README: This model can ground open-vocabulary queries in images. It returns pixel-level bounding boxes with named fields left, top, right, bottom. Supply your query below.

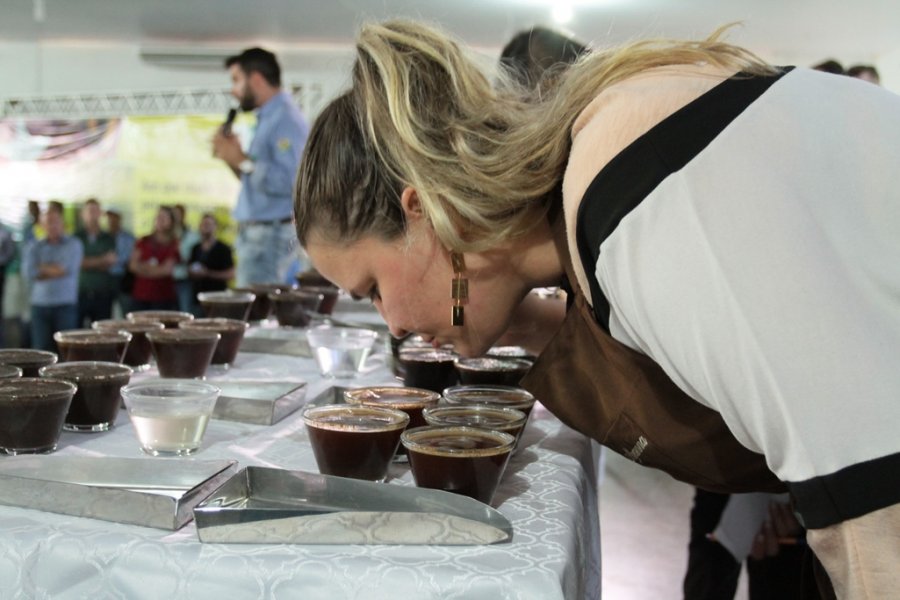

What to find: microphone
left=222, top=108, right=237, bottom=135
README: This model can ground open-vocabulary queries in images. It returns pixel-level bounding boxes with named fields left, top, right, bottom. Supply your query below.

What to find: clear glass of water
left=121, top=379, right=220, bottom=456
left=306, top=326, right=378, bottom=379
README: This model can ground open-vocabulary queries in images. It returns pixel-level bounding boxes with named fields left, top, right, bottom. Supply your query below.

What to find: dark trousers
left=683, top=489, right=810, bottom=600
left=78, top=289, right=114, bottom=328
left=31, top=304, right=79, bottom=352
left=129, top=299, right=179, bottom=312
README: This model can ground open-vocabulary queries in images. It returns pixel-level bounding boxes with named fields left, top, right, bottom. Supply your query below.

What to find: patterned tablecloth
left=0, top=310, right=601, bottom=600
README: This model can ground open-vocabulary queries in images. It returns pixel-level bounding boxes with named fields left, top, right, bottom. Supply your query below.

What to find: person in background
left=187, top=212, right=235, bottom=316
left=846, top=64, right=880, bottom=85
left=75, top=198, right=117, bottom=326
left=212, top=46, right=309, bottom=287
left=106, top=209, right=136, bottom=317
left=811, top=59, right=844, bottom=74
left=22, top=206, right=83, bottom=351
left=499, top=25, right=588, bottom=90
left=294, top=21, right=899, bottom=598
left=171, top=203, right=201, bottom=313
left=0, top=223, right=15, bottom=347
left=128, top=206, right=180, bottom=311
left=22, top=201, right=41, bottom=244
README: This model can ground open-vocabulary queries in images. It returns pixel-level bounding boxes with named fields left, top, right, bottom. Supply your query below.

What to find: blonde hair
left=295, top=20, right=774, bottom=252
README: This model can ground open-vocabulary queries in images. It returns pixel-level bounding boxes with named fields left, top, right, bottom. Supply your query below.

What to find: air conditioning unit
left=139, top=47, right=236, bottom=70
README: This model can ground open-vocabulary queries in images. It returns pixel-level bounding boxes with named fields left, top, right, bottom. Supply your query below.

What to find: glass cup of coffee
left=146, top=329, right=221, bottom=379
left=401, top=425, right=516, bottom=505
left=270, top=290, right=323, bottom=328
left=454, top=357, right=533, bottom=386
left=92, top=318, right=165, bottom=372
left=54, top=329, right=132, bottom=363
left=422, top=405, right=528, bottom=446
left=179, top=318, right=247, bottom=370
left=344, top=386, right=438, bottom=457
left=302, top=404, right=409, bottom=482
left=0, top=349, right=58, bottom=377
left=296, top=284, right=340, bottom=315
left=0, top=378, right=77, bottom=455
left=39, top=361, right=133, bottom=432
left=399, top=348, right=459, bottom=393
left=197, top=291, right=256, bottom=321
left=442, top=384, right=537, bottom=417
left=121, top=379, right=220, bottom=456
left=127, top=310, right=194, bottom=329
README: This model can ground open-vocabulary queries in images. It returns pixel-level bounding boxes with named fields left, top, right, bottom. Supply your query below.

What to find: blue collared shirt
left=23, top=235, right=84, bottom=306
left=111, top=229, right=136, bottom=277
left=233, top=91, right=309, bottom=223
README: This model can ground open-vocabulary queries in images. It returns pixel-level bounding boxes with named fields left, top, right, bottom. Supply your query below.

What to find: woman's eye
left=369, top=285, right=381, bottom=303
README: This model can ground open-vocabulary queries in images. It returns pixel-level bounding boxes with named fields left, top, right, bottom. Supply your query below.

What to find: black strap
left=788, top=451, right=900, bottom=529
left=575, top=68, right=792, bottom=330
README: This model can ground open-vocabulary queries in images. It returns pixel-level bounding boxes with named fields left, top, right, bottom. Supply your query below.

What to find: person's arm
left=22, top=241, right=39, bottom=282
left=249, top=117, right=307, bottom=197
left=211, top=131, right=245, bottom=180
left=82, top=251, right=117, bottom=271
left=65, top=238, right=85, bottom=279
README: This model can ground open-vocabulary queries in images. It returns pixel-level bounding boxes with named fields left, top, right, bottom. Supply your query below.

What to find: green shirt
left=76, top=229, right=117, bottom=293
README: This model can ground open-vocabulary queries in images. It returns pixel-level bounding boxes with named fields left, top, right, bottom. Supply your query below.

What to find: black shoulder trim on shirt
left=575, top=67, right=793, bottom=329
left=787, top=451, right=900, bottom=529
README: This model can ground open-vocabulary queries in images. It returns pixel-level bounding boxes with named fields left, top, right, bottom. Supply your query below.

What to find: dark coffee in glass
left=302, top=405, right=409, bottom=481
left=197, top=291, right=255, bottom=321
left=401, top=425, right=515, bottom=504
left=399, top=348, right=458, bottom=393
left=270, top=290, right=323, bottom=327
left=0, top=349, right=57, bottom=377
left=442, top=384, right=537, bottom=417
left=127, top=310, right=194, bottom=329
left=344, top=386, right=439, bottom=456
left=454, top=357, right=533, bottom=386
left=422, top=405, right=528, bottom=444
left=92, top=319, right=164, bottom=371
left=0, top=378, right=77, bottom=454
left=179, top=318, right=247, bottom=367
left=146, top=329, right=220, bottom=378
left=39, top=361, right=133, bottom=432
left=54, top=329, right=132, bottom=363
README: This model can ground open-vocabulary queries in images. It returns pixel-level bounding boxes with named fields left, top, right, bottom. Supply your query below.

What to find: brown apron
left=520, top=214, right=784, bottom=494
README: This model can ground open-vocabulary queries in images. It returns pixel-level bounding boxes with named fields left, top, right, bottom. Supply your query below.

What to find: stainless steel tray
left=239, top=331, right=311, bottom=357
left=305, top=385, right=350, bottom=408
left=0, top=456, right=237, bottom=530
left=213, top=380, right=307, bottom=425
left=194, top=466, right=513, bottom=545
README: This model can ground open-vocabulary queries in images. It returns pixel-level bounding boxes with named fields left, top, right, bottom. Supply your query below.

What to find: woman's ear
left=400, top=187, right=424, bottom=221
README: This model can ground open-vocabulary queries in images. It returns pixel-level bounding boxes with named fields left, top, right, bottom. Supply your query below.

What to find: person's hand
left=211, top=131, right=245, bottom=168
left=37, top=263, right=66, bottom=279
left=102, top=251, right=117, bottom=268
left=748, top=502, right=802, bottom=560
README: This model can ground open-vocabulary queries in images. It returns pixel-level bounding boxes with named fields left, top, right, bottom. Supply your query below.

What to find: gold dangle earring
left=450, top=252, right=467, bottom=327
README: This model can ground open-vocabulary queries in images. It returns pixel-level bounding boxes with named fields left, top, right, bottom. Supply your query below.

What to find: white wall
left=0, top=41, right=357, bottom=118
left=3, top=38, right=897, bottom=111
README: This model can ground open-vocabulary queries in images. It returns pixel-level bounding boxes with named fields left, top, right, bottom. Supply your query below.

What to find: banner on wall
left=0, top=114, right=250, bottom=237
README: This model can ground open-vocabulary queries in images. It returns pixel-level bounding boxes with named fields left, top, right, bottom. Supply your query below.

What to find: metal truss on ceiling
left=0, top=84, right=322, bottom=119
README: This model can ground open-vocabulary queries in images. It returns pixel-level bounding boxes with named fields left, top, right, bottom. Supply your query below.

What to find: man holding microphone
left=212, top=47, right=309, bottom=287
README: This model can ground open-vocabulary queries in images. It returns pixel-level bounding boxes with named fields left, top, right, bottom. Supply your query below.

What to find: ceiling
left=3, top=0, right=898, bottom=66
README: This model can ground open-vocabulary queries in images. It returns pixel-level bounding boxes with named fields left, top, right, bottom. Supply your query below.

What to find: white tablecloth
left=0, top=311, right=601, bottom=600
